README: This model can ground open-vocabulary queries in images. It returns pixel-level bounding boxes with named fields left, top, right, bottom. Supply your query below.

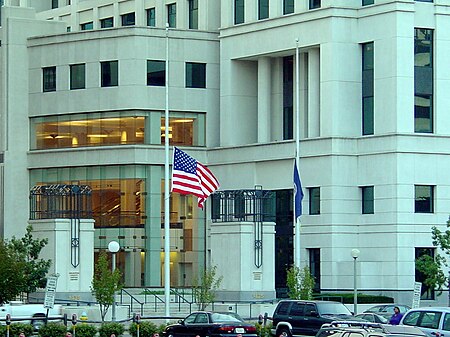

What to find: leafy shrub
left=37, top=322, right=67, bottom=337
left=129, top=321, right=159, bottom=337
left=73, top=323, right=97, bottom=337
left=98, top=322, right=125, bottom=337
left=256, top=322, right=272, bottom=337
left=0, top=323, right=34, bottom=337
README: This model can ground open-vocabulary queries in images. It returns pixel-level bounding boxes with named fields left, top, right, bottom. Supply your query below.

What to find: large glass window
left=362, top=42, right=374, bottom=135
left=283, top=0, right=294, bottom=14
left=70, top=64, right=85, bottom=90
left=101, top=61, right=118, bottom=87
left=43, top=66, right=56, bottom=92
left=188, top=0, right=198, bottom=29
left=415, top=185, right=434, bottom=213
left=283, top=56, right=293, bottom=140
left=186, top=62, right=206, bottom=88
left=310, top=0, right=321, bottom=9
left=80, top=22, right=93, bottom=30
left=121, top=12, right=135, bottom=26
left=415, top=248, right=435, bottom=300
left=361, top=186, right=374, bottom=214
left=414, top=28, right=433, bottom=133
left=161, top=113, right=205, bottom=146
left=147, top=60, right=165, bottom=86
left=167, top=4, right=176, bottom=28
left=235, top=0, right=244, bottom=24
left=146, top=8, right=156, bottom=27
left=309, top=187, right=320, bottom=215
left=258, top=0, right=269, bottom=20
left=100, top=17, right=114, bottom=28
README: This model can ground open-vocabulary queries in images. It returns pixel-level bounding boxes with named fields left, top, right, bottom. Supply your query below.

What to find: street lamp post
left=108, top=241, right=120, bottom=322
left=351, top=249, right=360, bottom=315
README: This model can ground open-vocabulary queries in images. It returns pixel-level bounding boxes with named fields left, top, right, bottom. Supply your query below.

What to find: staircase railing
left=119, top=288, right=144, bottom=316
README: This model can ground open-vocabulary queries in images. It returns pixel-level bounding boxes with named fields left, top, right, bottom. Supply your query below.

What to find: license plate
left=235, top=328, right=245, bottom=333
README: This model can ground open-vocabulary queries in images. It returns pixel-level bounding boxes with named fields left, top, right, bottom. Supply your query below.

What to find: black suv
left=317, top=321, right=426, bottom=337
left=270, top=300, right=356, bottom=336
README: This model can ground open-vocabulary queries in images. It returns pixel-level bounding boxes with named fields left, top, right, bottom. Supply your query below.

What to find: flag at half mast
left=171, top=147, right=220, bottom=208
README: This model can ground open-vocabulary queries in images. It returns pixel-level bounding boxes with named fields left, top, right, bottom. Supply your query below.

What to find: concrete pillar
left=211, top=221, right=276, bottom=301
left=30, top=219, right=95, bottom=301
left=308, top=48, right=320, bottom=137
left=258, top=57, right=271, bottom=143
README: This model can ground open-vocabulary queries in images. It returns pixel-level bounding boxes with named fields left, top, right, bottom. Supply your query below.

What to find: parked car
left=364, top=305, right=411, bottom=320
left=162, top=311, right=258, bottom=337
left=316, top=321, right=426, bottom=337
left=0, top=301, right=63, bottom=330
left=356, top=313, right=389, bottom=324
left=270, top=300, right=359, bottom=337
left=399, top=307, right=450, bottom=337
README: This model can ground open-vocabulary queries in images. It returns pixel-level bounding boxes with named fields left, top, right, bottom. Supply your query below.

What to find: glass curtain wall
left=29, top=165, right=206, bottom=287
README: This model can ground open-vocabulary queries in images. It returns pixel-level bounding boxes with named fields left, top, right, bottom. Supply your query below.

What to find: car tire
left=278, top=328, right=292, bottom=337
left=31, top=315, right=46, bottom=330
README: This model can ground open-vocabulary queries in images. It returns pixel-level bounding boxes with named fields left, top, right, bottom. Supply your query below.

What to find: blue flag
left=293, top=160, right=304, bottom=220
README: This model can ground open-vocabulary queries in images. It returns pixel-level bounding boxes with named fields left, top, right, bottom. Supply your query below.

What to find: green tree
left=192, top=265, right=223, bottom=310
left=91, top=251, right=123, bottom=321
left=286, top=266, right=315, bottom=300
left=416, top=217, right=450, bottom=294
left=7, top=225, right=51, bottom=298
left=0, top=240, right=26, bottom=304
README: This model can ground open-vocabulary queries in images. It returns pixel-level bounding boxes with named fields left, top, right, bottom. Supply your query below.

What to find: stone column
left=258, top=57, right=271, bottom=143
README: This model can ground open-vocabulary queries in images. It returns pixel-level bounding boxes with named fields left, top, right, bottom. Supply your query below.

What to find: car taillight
left=246, top=326, right=257, bottom=333
left=218, top=326, right=235, bottom=332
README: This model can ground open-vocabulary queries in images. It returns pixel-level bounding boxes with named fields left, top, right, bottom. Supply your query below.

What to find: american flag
left=171, top=147, right=220, bottom=209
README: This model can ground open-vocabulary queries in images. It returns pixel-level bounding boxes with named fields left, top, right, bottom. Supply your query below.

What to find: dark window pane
left=310, top=0, right=321, bottom=9
left=362, top=186, right=374, bottom=214
left=168, top=4, right=176, bottom=28
left=52, top=0, right=58, bottom=9
left=283, top=0, right=294, bottom=14
left=235, top=0, right=244, bottom=24
left=309, top=187, right=320, bottom=215
left=362, top=0, right=374, bottom=5
left=186, top=62, right=206, bottom=88
left=415, top=185, right=433, bottom=213
left=70, top=64, right=85, bottom=90
left=121, top=12, right=135, bottom=26
left=100, top=17, right=113, bottom=28
left=147, top=60, right=165, bottom=86
left=147, top=8, right=156, bottom=26
left=283, top=56, right=293, bottom=140
left=309, top=248, right=321, bottom=292
left=414, top=94, right=432, bottom=133
left=80, top=22, right=93, bottom=30
left=363, top=97, right=374, bottom=135
left=258, top=0, right=269, bottom=20
left=188, top=0, right=198, bottom=29
left=101, top=61, right=118, bottom=87
left=43, top=66, right=56, bottom=92
left=362, top=42, right=374, bottom=136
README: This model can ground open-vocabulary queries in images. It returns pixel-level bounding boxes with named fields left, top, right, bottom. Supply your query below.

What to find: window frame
left=80, top=21, right=93, bottom=30
left=361, top=186, right=374, bottom=214
left=167, top=3, right=176, bottom=28
left=43, top=66, right=56, bottom=92
left=185, top=62, right=206, bottom=89
left=309, top=187, right=320, bottom=215
left=414, top=185, right=434, bottom=213
left=362, top=42, right=374, bottom=135
left=146, top=7, right=156, bottom=27
left=188, top=0, right=198, bottom=29
left=100, top=17, right=114, bottom=28
left=70, top=63, right=86, bottom=90
left=258, top=0, right=269, bottom=20
left=101, top=60, right=119, bottom=87
left=121, top=12, right=136, bottom=26
left=234, top=0, right=244, bottom=24
left=147, top=60, right=166, bottom=87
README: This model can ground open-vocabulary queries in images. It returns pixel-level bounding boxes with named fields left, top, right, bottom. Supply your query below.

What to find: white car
left=400, top=307, right=450, bottom=337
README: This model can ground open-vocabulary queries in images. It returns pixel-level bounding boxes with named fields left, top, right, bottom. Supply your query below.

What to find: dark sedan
left=163, top=311, right=258, bottom=337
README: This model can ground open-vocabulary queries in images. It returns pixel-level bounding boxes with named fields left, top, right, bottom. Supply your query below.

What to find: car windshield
left=211, top=313, right=243, bottom=323
left=317, top=303, right=352, bottom=315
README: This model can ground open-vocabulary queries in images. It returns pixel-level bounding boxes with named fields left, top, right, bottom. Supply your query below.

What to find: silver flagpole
left=164, top=23, right=171, bottom=319
left=295, top=38, right=301, bottom=268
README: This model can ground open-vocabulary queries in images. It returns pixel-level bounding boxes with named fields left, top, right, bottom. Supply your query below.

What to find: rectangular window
left=415, top=185, right=434, bottom=213
left=188, top=0, right=198, bottom=29
left=415, top=248, right=435, bottom=300
left=52, top=0, right=58, bottom=9
left=308, top=248, right=321, bottom=292
left=414, top=28, right=433, bottom=133
left=309, top=0, right=321, bottom=9
left=168, top=4, right=176, bottom=28
left=362, top=42, right=374, bottom=135
left=361, top=186, right=374, bottom=214
left=147, top=60, right=165, bottom=86
left=309, top=187, right=320, bottom=215
left=283, top=56, right=293, bottom=140
left=283, top=0, right=294, bottom=14
left=121, top=12, right=135, bottom=26
left=362, top=0, right=374, bottom=5
left=235, top=0, right=244, bottom=24
left=186, top=62, right=206, bottom=88
left=146, top=8, right=156, bottom=27
left=258, top=0, right=269, bottom=20
left=101, top=61, right=118, bottom=87
left=43, top=66, right=56, bottom=92
left=70, top=64, right=85, bottom=90
left=100, top=17, right=114, bottom=28
left=80, top=22, right=93, bottom=30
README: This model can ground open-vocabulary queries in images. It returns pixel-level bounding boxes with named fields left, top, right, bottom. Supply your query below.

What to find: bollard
left=71, top=313, right=77, bottom=337
left=6, top=314, right=11, bottom=337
